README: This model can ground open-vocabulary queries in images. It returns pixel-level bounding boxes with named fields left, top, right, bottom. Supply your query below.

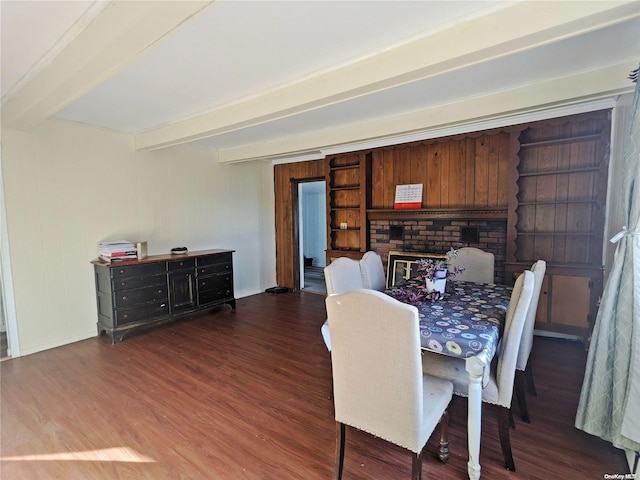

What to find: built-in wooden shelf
left=515, top=231, right=595, bottom=236
left=505, top=261, right=603, bottom=271
left=518, top=133, right=601, bottom=149
left=329, top=164, right=360, bottom=170
left=519, top=166, right=600, bottom=177
left=366, top=207, right=508, bottom=221
left=517, top=200, right=597, bottom=206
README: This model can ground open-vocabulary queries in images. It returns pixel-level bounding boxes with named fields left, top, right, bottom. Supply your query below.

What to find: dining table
left=385, top=277, right=512, bottom=480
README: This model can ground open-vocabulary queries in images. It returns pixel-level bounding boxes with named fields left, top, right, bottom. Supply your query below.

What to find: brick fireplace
left=370, top=217, right=507, bottom=283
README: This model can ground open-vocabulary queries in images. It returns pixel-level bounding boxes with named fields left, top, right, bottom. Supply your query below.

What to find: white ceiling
left=2, top=0, right=640, bottom=163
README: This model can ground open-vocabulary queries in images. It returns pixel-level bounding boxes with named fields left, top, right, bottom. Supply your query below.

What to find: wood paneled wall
left=274, top=131, right=512, bottom=289
left=274, top=160, right=328, bottom=288
left=371, top=132, right=511, bottom=209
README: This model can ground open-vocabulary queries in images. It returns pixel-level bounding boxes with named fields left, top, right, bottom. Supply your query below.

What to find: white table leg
left=465, top=354, right=488, bottom=480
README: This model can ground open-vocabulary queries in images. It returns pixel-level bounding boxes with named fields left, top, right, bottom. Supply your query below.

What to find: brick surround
left=370, top=219, right=507, bottom=283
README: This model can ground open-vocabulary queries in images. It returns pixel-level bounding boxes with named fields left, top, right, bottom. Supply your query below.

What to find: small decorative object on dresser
left=97, top=240, right=137, bottom=263
left=92, top=249, right=235, bottom=343
left=134, top=241, right=148, bottom=260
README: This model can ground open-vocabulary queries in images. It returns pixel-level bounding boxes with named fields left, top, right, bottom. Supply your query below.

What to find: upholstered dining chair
left=514, top=260, right=546, bottom=423
left=421, top=270, right=534, bottom=471
left=321, top=257, right=364, bottom=352
left=359, top=251, right=386, bottom=291
left=326, top=289, right=454, bottom=480
left=449, top=247, right=495, bottom=284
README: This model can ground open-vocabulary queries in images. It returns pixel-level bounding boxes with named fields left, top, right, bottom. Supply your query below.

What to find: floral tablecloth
left=385, top=279, right=512, bottom=359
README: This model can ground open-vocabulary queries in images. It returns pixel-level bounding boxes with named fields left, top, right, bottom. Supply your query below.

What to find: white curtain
left=575, top=72, right=640, bottom=452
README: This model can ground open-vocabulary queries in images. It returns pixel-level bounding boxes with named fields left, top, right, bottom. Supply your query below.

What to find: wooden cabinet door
left=535, top=274, right=549, bottom=324
left=169, top=271, right=196, bottom=312
left=549, top=275, right=591, bottom=329
left=532, top=271, right=599, bottom=339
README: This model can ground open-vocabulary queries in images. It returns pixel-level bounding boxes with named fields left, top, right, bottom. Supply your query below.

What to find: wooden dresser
left=92, top=249, right=235, bottom=343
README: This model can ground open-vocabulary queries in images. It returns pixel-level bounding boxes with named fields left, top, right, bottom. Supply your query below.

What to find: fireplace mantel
left=366, top=208, right=508, bottom=221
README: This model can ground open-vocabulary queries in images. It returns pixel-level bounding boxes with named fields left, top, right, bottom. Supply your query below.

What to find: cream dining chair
left=421, top=270, right=534, bottom=471
left=359, top=251, right=386, bottom=291
left=320, top=257, right=364, bottom=352
left=448, top=247, right=495, bottom=284
left=326, top=289, right=454, bottom=480
left=514, top=260, right=546, bottom=423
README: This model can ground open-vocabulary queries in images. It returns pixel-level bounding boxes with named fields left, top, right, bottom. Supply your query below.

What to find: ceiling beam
left=1, top=0, right=214, bottom=131
left=135, top=0, right=640, bottom=151
left=217, top=61, right=635, bottom=163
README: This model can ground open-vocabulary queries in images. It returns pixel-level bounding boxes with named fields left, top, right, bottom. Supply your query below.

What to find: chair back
left=324, top=257, right=363, bottom=295
left=516, top=260, right=546, bottom=371
left=494, top=270, right=534, bottom=407
left=326, top=289, right=429, bottom=453
left=450, top=247, right=494, bottom=283
left=359, top=251, right=386, bottom=291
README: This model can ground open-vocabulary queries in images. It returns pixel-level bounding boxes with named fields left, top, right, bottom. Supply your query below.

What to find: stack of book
left=98, top=240, right=137, bottom=263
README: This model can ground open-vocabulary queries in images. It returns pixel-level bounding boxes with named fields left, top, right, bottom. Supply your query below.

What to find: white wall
left=1, top=120, right=275, bottom=356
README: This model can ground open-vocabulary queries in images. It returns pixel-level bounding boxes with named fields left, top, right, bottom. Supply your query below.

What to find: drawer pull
left=160, top=303, right=166, bottom=308
left=120, top=281, right=126, bottom=287
left=123, top=313, right=129, bottom=319
left=119, top=269, right=125, bottom=275
left=158, top=289, right=163, bottom=294
left=122, top=296, right=128, bottom=301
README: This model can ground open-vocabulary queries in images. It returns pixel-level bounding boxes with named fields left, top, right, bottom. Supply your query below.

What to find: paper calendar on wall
left=394, top=184, right=423, bottom=209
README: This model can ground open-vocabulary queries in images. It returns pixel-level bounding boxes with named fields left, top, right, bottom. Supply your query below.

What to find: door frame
left=292, top=177, right=326, bottom=291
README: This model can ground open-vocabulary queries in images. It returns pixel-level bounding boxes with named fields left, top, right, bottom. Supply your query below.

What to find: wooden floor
left=0, top=291, right=629, bottom=480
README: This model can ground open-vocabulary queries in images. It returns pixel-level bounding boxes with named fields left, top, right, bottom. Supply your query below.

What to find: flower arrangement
left=415, top=248, right=464, bottom=281
left=395, top=248, right=464, bottom=305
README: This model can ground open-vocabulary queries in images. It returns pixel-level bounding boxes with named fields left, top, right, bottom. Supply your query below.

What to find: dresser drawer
left=197, top=263, right=232, bottom=276
left=113, top=284, right=169, bottom=309
left=111, top=262, right=166, bottom=280
left=197, top=253, right=232, bottom=267
left=168, top=258, right=195, bottom=271
left=115, top=302, right=169, bottom=326
left=113, top=273, right=167, bottom=292
left=198, top=274, right=233, bottom=304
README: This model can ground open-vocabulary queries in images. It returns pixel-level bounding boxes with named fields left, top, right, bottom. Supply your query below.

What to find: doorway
left=298, top=181, right=326, bottom=293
